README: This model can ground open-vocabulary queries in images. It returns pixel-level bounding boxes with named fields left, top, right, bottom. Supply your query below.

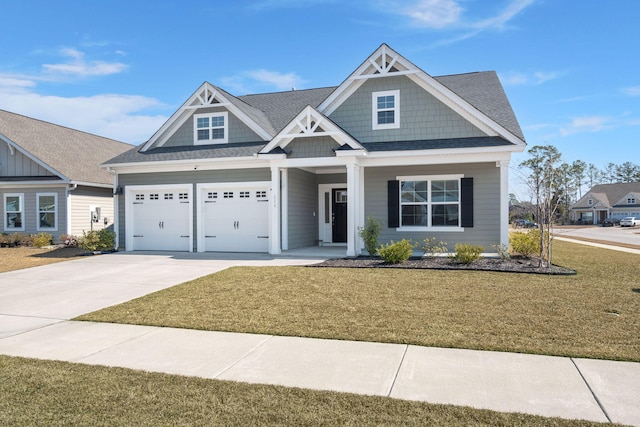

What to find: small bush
left=492, top=243, right=510, bottom=259
left=9, top=233, right=30, bottom=246
left=510, top=231, right=540, bottom=257
left=421, top=237, right=448, bottom=258
left=452, top=243, right=484, bottom=264
left=79, top=229, right=115, bottom=252
left=60, top=234, right=79, bottom=248
left=358, top=216, right=383, bottom=256
left=32, top=232, right=53, bottom=248
left=378, top=239, right=415, bottom=264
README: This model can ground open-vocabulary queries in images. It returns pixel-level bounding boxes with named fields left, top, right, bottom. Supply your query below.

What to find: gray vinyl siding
left=316, top=173, right=346, bottom=185
left=116, top=168, right=271, bottom=249
left=287, top=169, right=318, bottom=249
left=68, top=186, right=115, bottom=237
left=329, top=75, right=488, bottom=143
left=286, top=136, right=340, bottom=158
left=0, top=145, right=54, bottom=177
left=364, top=162, right=500, bottom=249
left=0, top=186, right=67, bottom=241
left=161, top=108, right=265, bottom=148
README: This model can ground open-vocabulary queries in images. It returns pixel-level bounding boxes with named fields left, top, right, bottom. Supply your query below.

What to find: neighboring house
left=571, top=182, right=640, bottom=224
left=0, top=109, right=132, bottom=242
left=104, top=44, right=526, bottom=256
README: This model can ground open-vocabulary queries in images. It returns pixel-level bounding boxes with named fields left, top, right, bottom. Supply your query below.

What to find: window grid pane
left=399, top=179, right=461, bottom=228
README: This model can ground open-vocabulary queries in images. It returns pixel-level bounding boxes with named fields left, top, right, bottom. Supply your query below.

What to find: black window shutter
left=461, top=177, right=474, bottom=228
left=387, top=180, right=400, bottom=228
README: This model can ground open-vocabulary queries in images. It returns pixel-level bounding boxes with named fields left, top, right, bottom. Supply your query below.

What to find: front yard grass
left=77, top=240, right=640, bottom=361
left=0, top=355, right=617, bottom=427
left=0, top=247, right=86, bottom=273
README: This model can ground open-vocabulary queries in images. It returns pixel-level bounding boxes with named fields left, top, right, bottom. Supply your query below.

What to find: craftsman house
left=104, top=44, right=526, bottom=255
left=571, top=182, right=640, bottom=224
left=0, top=110, right=131, bottom=241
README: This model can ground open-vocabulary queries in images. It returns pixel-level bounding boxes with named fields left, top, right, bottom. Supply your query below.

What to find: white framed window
left=372, top=90, right=400, bottom=130
left=588, top=199, right=593, bottom=205
left=398, top=175, right=462, bottom=230
left=628, top=197, right=636, bottom=204
left=194, top=112, right=228, bottom=144
left=4, top=193, right=24, bottom=231
left=37, top=193, right=57, bottom=231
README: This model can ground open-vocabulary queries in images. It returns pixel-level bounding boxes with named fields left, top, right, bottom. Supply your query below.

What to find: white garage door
left=200, top=184, right=269, bottom=253
left=130, top=188, right=191, bottom=251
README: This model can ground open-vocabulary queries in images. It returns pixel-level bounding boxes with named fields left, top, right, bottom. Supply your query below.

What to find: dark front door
left=332, top=188, right=347, bottom=243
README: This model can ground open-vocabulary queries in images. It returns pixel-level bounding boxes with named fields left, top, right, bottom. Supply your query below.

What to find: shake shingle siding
left=329, top=76, right=488, bottom=144
left=286, top=136, right=340, bottom=158
left=162, top=107, right=265, bottom=148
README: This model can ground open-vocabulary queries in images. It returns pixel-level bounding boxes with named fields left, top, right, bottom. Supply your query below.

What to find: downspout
left=66, top=183, right=77, bottom=236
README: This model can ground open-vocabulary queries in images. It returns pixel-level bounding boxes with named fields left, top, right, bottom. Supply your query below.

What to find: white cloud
left=401, top=0, right=462, bottom=28
left=622, top=86, right=640, bottom=96
left=221, top=69, right=307, bottom=93
left=559, top=116, right=612, bottom=137
left=42, top=48, right=127, bottom=77
left=0, top=77, right=166, bottom=143
left=471, top=0, right=535, bottom=31
left=499, top=70, right=565, bottom=86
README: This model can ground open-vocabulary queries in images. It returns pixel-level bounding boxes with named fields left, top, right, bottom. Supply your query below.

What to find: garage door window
left=224, top=192, right=233, bottom=198
left=150, top=194, right=159, bottom=200
left=179, top=193, right=188, bottom=200
left=164, top=193, right=173, bottom=200
left=207, top=192, right=218, bottom=199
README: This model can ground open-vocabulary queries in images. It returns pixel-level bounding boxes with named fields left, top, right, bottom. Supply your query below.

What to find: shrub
left=32, top=232, right=53, bottom=248
left=421, top=237, right=448, bottom=258
left=492, top=243, right=510, bottom=260
left=452, top=243, right=484, bottom=264
left=60, top=234, right=79, bottom=248
left=358, top=216, right=383, bottom=256
left=378, top=239, right=415, bottom=264
left=9, top=233, right=30, bottom=246
left=509, top=231, right=540, bottom=257
left=79, top=229, right=115, bottom=252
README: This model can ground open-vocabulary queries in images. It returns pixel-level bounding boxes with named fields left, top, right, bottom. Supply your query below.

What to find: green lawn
left=0, top=355, right=617, bottom=427
left=78, top=240, right=640, bottom=361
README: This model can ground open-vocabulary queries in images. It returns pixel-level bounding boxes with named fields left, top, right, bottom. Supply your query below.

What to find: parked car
left=620, top=216, right=640, bottom=227
left=601, top=217, right=620, bottom=227
left=513, top=219, right=537, bottom=228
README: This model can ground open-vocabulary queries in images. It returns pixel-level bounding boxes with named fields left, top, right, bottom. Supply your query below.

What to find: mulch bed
left=312, top=256, right=576, bottom=275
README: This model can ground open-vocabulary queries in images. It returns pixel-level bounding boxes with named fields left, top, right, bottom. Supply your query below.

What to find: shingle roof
left=0, top=109, right=132, bottom=185
left=107, top=141, right=267, bottom=164
left=361, top=136, right=513, bottom=152
left=434, top=72, right=524, bottom=142
left=573, top=182, right=640, bottom=209
left=106, top=69, right=524, bottom=165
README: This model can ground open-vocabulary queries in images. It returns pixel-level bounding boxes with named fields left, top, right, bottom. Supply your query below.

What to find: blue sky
left=1, top=0, right=638, bottom=199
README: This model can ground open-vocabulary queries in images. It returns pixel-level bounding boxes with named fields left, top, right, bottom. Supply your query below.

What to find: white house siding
left=116, top=168, right=271, bottom=250
left=0, top=186, right=67, bottom=241
left=286, top=169, right=318, bottom=249
left=0, top=144, right=54, bottom=177
left=160, top=107, right=265, bottom=148
left=68, top=186, right=115, bottom=237
left=364, top=162, right=500, bottom=249
left=329, top=75, right=488, bottom=144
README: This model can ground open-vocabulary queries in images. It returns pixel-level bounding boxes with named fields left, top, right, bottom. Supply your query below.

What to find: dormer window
left=372, top=90, right=400, bottom=130
left=588, top=199, right=593, bottom=205
left=194, top=112, right=228, bottom=144
left=628, top=197, right=636, bottom=204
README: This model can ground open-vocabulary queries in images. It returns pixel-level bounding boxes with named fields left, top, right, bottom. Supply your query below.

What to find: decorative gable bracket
left=184, top=85, right=229, bottom=109
left=259, top=106, right=364, bottom=155
left=351, top=44, right=419, bottom=80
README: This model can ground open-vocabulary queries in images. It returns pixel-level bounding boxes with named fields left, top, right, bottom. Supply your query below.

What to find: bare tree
left=519, top=145, right=563, bottom=267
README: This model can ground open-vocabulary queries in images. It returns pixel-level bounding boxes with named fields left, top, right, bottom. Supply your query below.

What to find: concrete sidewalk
left=1, top=252, right=639, bottom=425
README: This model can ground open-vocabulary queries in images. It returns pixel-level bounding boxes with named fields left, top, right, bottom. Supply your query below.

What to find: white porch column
left=346, top=161, right=361, bottom=257
left=281, top=168, right=289, bottom=251
left=270, top=165, right=282, bottom=255
left=498, top=160, right=510, bottom=248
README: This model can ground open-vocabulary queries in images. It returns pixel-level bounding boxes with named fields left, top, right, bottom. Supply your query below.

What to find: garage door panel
left=200, top=186, right=269, bottom=253
left=129, top=189, right=191, bottom=252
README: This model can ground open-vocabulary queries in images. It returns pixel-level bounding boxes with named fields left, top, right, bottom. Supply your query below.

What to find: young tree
left=603, top=162, right=617, bottom=183
left=519, top=145, right=563, bottom=267
left=571, top=160, right=587, bottom=198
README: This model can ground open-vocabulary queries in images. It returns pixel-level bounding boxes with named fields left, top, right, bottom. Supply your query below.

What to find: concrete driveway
left=0, top=251, right=319, bottom=336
